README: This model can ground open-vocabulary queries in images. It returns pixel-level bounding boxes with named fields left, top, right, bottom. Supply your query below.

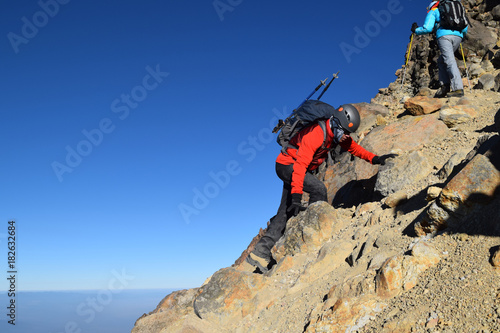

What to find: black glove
left=287, top=193, right=306, bottom=217
left=411, top=22, right=418, bottom=33
left=372, top=154, right=398, bottom=165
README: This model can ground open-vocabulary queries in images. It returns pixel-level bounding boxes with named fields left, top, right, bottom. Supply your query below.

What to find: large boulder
left=322, top=114, right=450, bottom=207
left=439, top=153, right=499, bottom=217
left=376, top=242, right=441, bottom=298
left=132, top=288, right=215, bottom=333
left=360, top=114, right=450, bottom=162
left=193, top=268, right=267, bottom=327
left=272, top=202, right=346, bottom=261
left=354, top=114, right=450, bottom=185
left=439, top=105, right=478, bottom=127
left=415, top=136, right=500, bottom=235
left=323, top=150, right=375, bottom=208
left=462, top=18, right=498, bottom=57
left=491, top=4, right=500, bottom=20
left=374, top=151, right=433, bottom=197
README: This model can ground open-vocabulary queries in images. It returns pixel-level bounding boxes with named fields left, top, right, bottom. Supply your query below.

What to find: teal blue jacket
left=415, top=8, right=468, bottom=38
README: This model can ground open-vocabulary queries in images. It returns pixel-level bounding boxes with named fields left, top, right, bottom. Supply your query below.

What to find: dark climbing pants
left=252, top=163, right=328, bottom=260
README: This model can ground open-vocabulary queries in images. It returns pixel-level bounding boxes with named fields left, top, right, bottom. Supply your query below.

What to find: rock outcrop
left=415, top=134, right=500, bottom=236
left=132, top=4, right=500, bottom=333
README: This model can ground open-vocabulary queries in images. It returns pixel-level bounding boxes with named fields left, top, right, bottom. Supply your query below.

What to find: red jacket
left=276, top=119, right=376, bottom=194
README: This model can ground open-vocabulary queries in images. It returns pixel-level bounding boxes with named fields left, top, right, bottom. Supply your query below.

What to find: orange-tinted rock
left=404, top=96, right=443, bottom=115
left=272, top=202, right=345, bottom=261
left=306, top=295, right=387, bottom=332
left=376, top=242, right=440, bottom=298
left=193, top=267, right=266, bottom=326
left=439, top=154, right=500, bottom=215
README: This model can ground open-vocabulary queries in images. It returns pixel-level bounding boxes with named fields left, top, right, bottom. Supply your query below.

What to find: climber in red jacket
left=241, top=104, right=397, bottom=273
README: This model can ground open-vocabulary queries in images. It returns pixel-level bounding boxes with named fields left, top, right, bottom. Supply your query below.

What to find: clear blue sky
left=1, top=0, right=424, bottom=291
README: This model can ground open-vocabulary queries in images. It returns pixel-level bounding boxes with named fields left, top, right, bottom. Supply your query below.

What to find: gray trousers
left=252, top=163, right=328, bottom=260
left=437, top=35, right=463, bottom=91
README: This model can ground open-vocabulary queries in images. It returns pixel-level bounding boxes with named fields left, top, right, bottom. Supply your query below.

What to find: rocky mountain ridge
left=132, top=2, right=500, bottom=332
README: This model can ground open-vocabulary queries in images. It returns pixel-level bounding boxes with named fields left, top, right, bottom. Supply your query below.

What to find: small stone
left=426, top=317, right=439, bottom=328
left=385, top=191, right=408, bottom=208
left=491, top=247, right=500, bottom=268
left=426, top=186, right=442, bottom=201
left=417, top=87, right=433, bottom=96
left=481, top=60, right=494, bottom=72
left=476, top=74, right=495, bottom=91
left=376, top=114, right=388, bottom=126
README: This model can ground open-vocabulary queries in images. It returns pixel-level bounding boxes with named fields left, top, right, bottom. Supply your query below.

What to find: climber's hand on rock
left=372, top=154, right=398, bottom=166
left=288, top=193, right=306, bottom=217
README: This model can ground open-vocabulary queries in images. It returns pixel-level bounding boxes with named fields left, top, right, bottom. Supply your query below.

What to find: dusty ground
left=359, top=89, right=500, bottom=333
left=360, top=233, right=500, bottom=333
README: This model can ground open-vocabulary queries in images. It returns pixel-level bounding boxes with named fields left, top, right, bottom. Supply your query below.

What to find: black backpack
left=274, top=100, right=337, bottom=154
left=438, top=0, right=468, bottom=31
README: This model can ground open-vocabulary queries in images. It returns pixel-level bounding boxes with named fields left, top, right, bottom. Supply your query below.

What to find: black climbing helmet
left=332, top=104, right=361, bottom=133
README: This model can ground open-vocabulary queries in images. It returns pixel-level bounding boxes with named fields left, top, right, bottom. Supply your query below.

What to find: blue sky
left=1, top=0, right=424, bottom=291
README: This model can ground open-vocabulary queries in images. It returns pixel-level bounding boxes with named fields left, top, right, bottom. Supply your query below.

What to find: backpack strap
left=283, top=119, right=300, bottom=153
left=318, top=120, right=328, bottom=149
left=282, top=120, right=330, bottom=155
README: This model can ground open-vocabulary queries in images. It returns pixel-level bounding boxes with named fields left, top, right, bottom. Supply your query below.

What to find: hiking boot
left=245, top=253, right=271, bottom=273
left=447, top=89, right=464, bottom=98
left=434, top=84, right=450, bottom=98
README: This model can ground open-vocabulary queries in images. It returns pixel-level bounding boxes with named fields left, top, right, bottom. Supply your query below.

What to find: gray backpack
left=439, top=0, right=469, bottom=31
left=274, top=100, right=336, bottom=154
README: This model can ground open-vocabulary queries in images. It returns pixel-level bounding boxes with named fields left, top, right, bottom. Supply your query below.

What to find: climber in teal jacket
left=411, top=1, right=468, bottom=98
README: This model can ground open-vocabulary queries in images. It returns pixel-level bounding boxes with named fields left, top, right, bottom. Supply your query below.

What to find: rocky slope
left=132, top=2, right=500, bottom=332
